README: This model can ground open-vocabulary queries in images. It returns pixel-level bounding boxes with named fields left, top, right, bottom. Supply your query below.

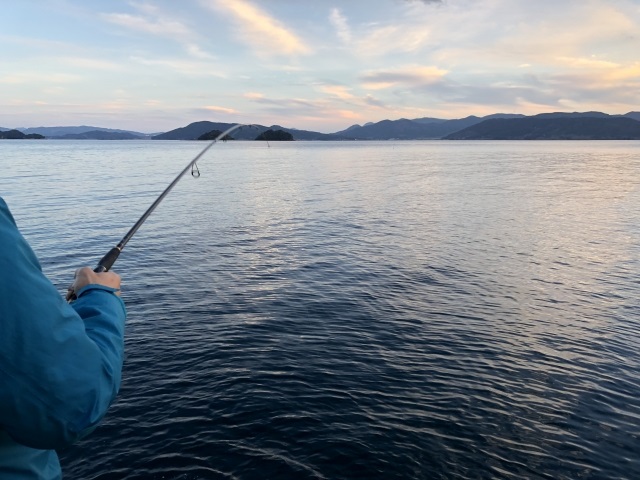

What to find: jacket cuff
left=75, top=284, right=121, bottom=298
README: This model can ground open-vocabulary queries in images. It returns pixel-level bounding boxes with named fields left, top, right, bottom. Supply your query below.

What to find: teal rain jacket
left=0, top=198, right=127, bottom=479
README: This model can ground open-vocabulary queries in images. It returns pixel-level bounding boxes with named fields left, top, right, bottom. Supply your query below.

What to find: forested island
left=0, top=129, right=44, bottom=139
left=197, top=129, right=234, bottom=141
left=255, top=129, right=294, bottom=141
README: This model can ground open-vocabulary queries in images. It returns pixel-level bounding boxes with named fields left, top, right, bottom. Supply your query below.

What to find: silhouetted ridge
left=445, top=116, right=640, bottom=140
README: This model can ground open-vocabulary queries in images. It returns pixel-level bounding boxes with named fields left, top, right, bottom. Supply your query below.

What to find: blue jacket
left=0, top=198, right=127, bottom=479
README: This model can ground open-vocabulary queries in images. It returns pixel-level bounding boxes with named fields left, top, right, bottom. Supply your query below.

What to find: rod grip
left=94, top=247, right=121, bottom=273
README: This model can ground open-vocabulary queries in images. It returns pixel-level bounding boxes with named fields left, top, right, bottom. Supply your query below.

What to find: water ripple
left=1, top=140, right=639, bottom=479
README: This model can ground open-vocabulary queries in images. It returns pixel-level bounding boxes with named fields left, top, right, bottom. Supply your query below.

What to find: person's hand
left=66, top=267, right=121, bottom=301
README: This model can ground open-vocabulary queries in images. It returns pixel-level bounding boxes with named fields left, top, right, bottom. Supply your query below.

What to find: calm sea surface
left=1, top=140, right=639, bottom=479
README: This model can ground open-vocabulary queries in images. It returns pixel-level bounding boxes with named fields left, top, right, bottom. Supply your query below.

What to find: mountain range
left=0, top=125, right=152, bottom=139
left=151, top=121, right=344, bottom=140
left=335, top=112, right=640, bottom=140
left=2, top=111, right=640, bottom=140
left=445, top=115, right=640, bottom=140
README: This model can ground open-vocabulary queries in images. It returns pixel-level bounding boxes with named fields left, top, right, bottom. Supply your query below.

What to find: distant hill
left=153, top=121, right=344, bottom=141
left=445, top=115, right=640, bottom=140
left=530, top=111, right=640, bottom=123
left=334, top=118, right=436, bottom=139
left=276, top=125, right=345, bottom=140
left=412, top=117, right=447, bottom=125
left=153, top=121, right=240, bottom=140
left=0, top=129, right=44, bottom=139
left=533, top=111, right=613, bottom=119
left=16, top=125, right=151, bottom=138
left=340, top=124, right=363, bottom=132
left=333, top=114, right=524, bottom=140
left=51, top=130, right=143, bottom=140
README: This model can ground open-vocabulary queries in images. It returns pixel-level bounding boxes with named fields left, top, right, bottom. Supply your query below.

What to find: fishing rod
left=93, top=123, right=248, bottom=272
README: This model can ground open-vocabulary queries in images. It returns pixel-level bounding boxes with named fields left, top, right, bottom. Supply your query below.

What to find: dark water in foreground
left=1, top=140, right=639, bottom=479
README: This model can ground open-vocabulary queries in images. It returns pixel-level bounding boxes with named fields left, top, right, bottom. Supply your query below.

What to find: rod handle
left=94, top=247, right=121, bottom=273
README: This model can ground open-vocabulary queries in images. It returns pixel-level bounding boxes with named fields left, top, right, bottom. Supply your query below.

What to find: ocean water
left=1, top=139, right=639, bottom=479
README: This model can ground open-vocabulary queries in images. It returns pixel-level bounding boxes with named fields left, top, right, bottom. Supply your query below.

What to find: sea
left=1, top=139, right=639, bottom=480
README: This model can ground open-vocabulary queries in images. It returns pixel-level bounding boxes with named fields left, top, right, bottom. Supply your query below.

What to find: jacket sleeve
left=0, top=198, right=127, bottom=450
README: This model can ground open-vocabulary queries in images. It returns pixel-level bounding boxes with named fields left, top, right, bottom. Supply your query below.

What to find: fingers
left=68, top=267, right=122, bottom=300
left=66, top=286, right=77, bottom=302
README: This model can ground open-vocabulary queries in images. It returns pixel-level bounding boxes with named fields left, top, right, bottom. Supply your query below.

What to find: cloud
left=364, top=95, right=388, bottom=108
left=361, top=65, right=448, bottom=89
left=190, top=105, right=240, bottom=118
left=59, top=57, right=122, bottom=71
left=102, top=12, right=191, bottom=39
left=318, top=85, right=355, bottom=100
left=202, top=0, right=310, bottom=57
left=329, top=8, right=351, bottom=44
left=0, top=34, right=78, bottom=52
left=102, top=4, right=215, bottom=60
left=244, top=94, right=317, bottom=110
left=186, top=44, right=216, bottom=60
left=129, top=56, right=226, bottom=77
left=201, top=105, right=238, bottom=114
left=485, top=2, right=639, bottom=64
left=557, top=56, right=620, bottom=70
left=549, top=69, right=640, bottom=97
left=608, top=63, right=640, bottom=82
left=317, top=84, right=389, bottom=110
left=128, top=1, right=160, bottom=16
left=447, top=83, right=562, bottom=109
left=0, top=73, right=83, bottom=85
left=400, top=63, right=640, bottom=115
left=555, top=56, right=640, bottom=82
left=238, top=90, right=370, bottom=128
left=356, top=24, right=431, bottom=57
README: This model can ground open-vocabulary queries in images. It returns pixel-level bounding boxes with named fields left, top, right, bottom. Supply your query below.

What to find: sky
left=1, top=0, right=639, bottom=133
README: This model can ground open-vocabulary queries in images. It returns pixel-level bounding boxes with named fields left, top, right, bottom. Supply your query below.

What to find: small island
left=255, top=129, right=294, bottom=141
left=197, top=129, right=234, bottom=141
left=0, top=129, right=44, bottom=139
